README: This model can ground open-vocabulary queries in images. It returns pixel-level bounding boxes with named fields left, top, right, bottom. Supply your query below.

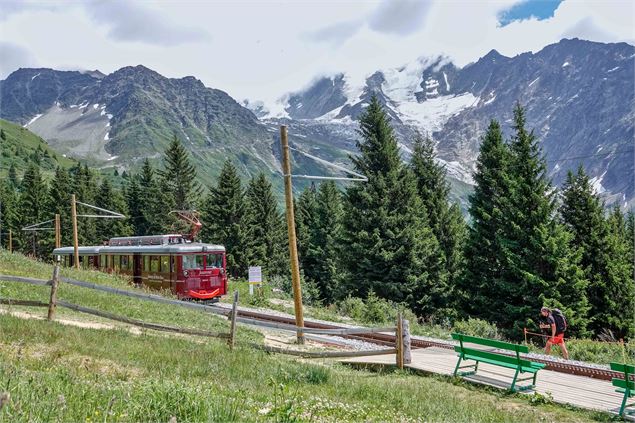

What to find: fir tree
left=200, top=159, right=248, bottom=278
left=605, top=206, right=635, bottom=338
left=313, top=181, right=344, bottom=303
left=125, top=176, right=145, bottom=236
left=462, top=120, right=512, bottom=317
left=0, top=178, right=19, bottom=250
left=339, top=96, right=443, bottom=315
left=160, top=135, right=202, bottom=210
left=95, top=178, right=133, bottom=242
left=410, top=133, right=467, bottom=312
left=295, top=185, right=320, bottom=292
left=243, top=173, right=287, bottom=279
left=504, top=104, right=588, bottom=337
left=8, top=163, right=18, bottom=188
left=19, top=164, right=48, bottom=256
left=0, top=128, right=6, bottom=140
left=47, top=167, right=72, bottom=247
left=71, top=164, right=98, bottom=245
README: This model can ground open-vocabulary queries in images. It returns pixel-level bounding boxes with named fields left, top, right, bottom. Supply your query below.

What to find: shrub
left=453, top=318, right=500, bottom=339
left=336, top=296, right=365, bottom=321
left=362, top=291, right=394, bottom=324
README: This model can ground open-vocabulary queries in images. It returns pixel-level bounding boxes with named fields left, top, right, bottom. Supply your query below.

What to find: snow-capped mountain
left=251, top=38, right=634, bottom=208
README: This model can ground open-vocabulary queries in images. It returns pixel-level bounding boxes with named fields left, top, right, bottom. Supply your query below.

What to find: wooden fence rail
left=0, top=272, right=410, bottom=362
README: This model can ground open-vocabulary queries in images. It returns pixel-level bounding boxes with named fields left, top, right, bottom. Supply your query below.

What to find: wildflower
left=169, top=416, right=177, bottom=423
left=258, top=407, right=271, bottom=415
left=0, top=392, right=10, bottom=410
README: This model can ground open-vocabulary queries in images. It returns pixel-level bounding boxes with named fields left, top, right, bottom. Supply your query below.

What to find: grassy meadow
left=0, top=251, right=613, bottom=422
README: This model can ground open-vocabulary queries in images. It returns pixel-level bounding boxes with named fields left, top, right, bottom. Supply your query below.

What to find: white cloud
left=0, top=0, right=632, bottom=104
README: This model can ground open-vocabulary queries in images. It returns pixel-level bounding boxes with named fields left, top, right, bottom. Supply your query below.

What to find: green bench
left=452, top=333, right=546, bottom=392
left=610, top=362, right=635, bottom=416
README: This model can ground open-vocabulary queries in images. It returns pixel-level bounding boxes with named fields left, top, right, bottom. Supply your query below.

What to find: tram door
left=133, top=254, right=142, bottom=285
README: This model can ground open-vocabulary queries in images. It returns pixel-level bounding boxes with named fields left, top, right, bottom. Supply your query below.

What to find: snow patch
left=528, top=77, right=540, bottom=87
left=484, top=94, right=496, bottom=105
left=107, top=156, right=118, bottom=161
left=93, top=103, right=99, bottom=109
left=24, top=114, right=43, bottom=127
left=607, top=66, right=620, bottom=73
left=106, top=114, right=113, bottom=120
left=397, top=92, right=479, bottom=131
left=104, top=132, right=110, bottom=141
left=562, top=61, right=570, bottom=67
left=589, top=171, right=608, bottom=194
left=31, top=73, right=41, bottom=81
left=100, top=109, right=106, bottom=116
left=443, top=72, right=450, bottom=91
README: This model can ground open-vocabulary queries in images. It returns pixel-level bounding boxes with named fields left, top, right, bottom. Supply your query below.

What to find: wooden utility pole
left=228, top=290, right=239, bottom=350
left=54, top=213, right=61, bottom=249
left=280, top=125, right=305, bottom=344
left=396, top=312, right=404, bottom=369
left=71, top=194, right=79, bottom=269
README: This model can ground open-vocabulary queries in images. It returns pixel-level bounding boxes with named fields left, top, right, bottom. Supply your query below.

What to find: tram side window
left=121, top=255, right=129, bottom=271
left=143, top=256, right=150, bottom=272
left=113, top=255, right=120, bottom=270
left=183, top=255, right=204, bottom=270
left=150, top=256, right=160, bottom=272
left=160, top=256, right=170, bottom=273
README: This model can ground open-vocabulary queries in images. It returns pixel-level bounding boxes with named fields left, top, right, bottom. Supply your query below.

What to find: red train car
left=53, top=234, right=227, bottom=301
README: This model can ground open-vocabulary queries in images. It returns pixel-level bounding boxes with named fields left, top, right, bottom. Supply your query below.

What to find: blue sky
left=499, top=0, right=565, bottom=26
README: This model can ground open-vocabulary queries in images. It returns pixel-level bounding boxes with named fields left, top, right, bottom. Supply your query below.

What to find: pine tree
left=8, top=163, right=18, bottom=188
left=462, top=120, right=512, bottom=317
left=504, top=104, right=588, bottom=337
left=200, top=159, right=248, bottom=278
left=0, top=128, right=6, bottom=141
left=160, top=135, right=202, bottom=210
left=19, top=164, right=48, bottom=256
left=339, top=96, right=443, bottom=315
left=295, top=185, right=320, bottom=290
left=71, top=164, right=98, bottom=245
left=243, top=173, right=287, bottom=279
left=410, top=133, right=467, bottom=312
left=125, top=176, right=145, bottom=235
left=0, top=178, right=19, bottom=250
left=95, top=178, right=133, bottom=242
left=47, top=167, right=72, bottom=247
left=313, top=181, right=344, bottom=303
left=605, top=206, right=635, bottom=338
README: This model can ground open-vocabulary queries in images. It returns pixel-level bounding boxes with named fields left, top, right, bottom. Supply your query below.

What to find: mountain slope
left=254, top=38, right=634, bottom=208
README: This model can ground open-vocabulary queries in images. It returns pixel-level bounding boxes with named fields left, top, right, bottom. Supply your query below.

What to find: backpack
left=551, top=309, right=567, bottom=333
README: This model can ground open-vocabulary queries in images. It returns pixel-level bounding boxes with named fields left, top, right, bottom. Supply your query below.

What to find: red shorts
left=549, top=334, right=565, bottom=345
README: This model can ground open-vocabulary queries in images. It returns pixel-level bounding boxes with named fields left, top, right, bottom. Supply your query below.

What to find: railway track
left=216, top=304, right=622, bottom=382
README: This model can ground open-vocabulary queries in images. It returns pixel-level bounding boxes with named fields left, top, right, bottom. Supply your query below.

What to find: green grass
left=0, top=250, right=612, bottom=422
left=0, top=119, right=76, bottom=178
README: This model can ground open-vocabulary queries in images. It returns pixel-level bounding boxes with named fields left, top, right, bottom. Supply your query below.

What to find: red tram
left=53, top=234, right=227, bottom=301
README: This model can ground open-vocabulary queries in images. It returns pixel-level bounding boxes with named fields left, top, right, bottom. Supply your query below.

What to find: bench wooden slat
left=454, top=346, right=543, bottom=370
left=451, top=333, right=529, bottom=353
left=611, top=362, right=635, bottom=374
left=613, top=377, right=635, bottom=391
left=461, top=354, right=542, bottom=373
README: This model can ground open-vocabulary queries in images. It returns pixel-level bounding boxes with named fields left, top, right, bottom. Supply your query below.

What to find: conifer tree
left=160, top=135, right=202, bottom=210
left=95, top=178, right=133, bottom=242
left=295, top=185, right=319, bottom=288
left=19, top=164, right=48, bottom=256
left=462, top=120, right=511, bottom=316
left=243, top=173, right=287, bottom=279
left=125, top=176, right=144, bottom=235
left=47, top=167, right=72, bottom=246
left=8, top=163, right=18, bottom=188
left=313, top=181, right=344, bottom=303
left=71, top=164, right=98, bottom=245
left=0, top=178, right=19, bottom=250
left=201, top=159, right=247, bottom=278
left=339, top=96, right=443, bottom=315
left=410, top=133, right=467, bottom=311
left=604, top=206, right=635, bottom=338
left=504, top=104, right=588, bottom=337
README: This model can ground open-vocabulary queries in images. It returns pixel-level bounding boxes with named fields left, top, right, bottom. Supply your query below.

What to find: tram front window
left=183, top=255, right=204, bottom=270
left=206, top=254, right=222, bottom=269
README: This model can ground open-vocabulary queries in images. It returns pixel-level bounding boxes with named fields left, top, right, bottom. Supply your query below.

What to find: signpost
left=248, top=266, right=262, bottom=296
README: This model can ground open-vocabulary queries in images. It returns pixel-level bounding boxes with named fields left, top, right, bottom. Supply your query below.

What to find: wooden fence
left=0, top=266, right=411, bottom=365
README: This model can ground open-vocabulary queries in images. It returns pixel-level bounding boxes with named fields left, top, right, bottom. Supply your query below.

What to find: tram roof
left=52, top=243, right=225, bottom=255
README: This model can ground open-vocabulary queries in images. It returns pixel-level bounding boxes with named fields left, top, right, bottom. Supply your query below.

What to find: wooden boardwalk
left=343, top=347, right=626, bottom=416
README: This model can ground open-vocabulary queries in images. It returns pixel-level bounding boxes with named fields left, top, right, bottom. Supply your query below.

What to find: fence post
left=396, top=312, right=404, bottom=369
left=47, top=258, right=60, bottom=321
left=228, top=290, right=239, bottom=350
left=402, top=317, right=411, bottom=365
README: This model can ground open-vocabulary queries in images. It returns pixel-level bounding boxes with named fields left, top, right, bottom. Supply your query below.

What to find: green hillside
left=0, top=251, right=611, bottom=422
left=0, top=118, right=76, bottom=177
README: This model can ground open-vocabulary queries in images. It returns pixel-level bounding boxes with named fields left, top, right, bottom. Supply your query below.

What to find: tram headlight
left=183, top=270, right=189, bottom=277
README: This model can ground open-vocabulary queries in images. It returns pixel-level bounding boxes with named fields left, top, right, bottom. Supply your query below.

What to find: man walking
left=539, top=307, right=569, bottom=360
